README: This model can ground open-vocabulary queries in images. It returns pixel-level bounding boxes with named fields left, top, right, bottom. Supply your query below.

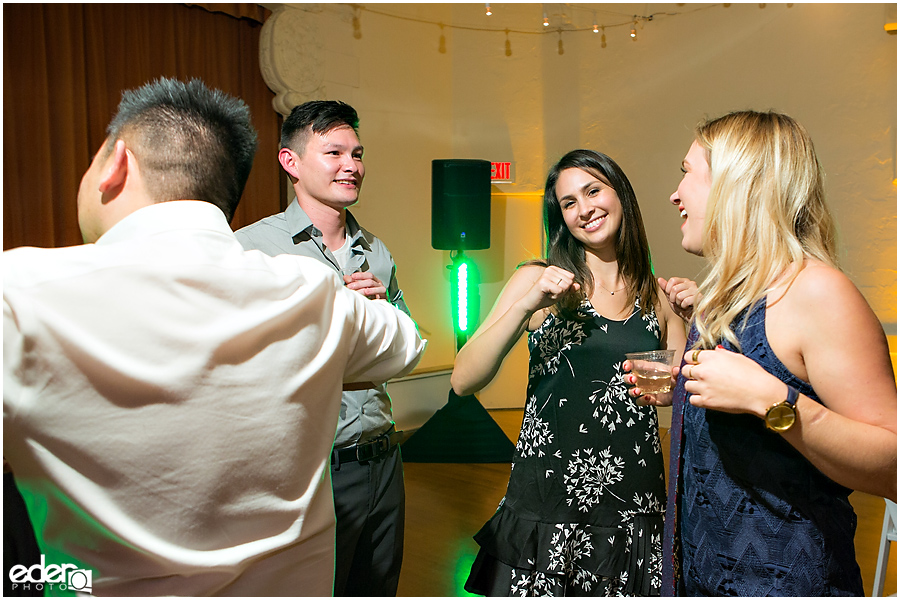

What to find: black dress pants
left=4, top=473, right=41, bottom=597
left=331, top=444, right=405, bottom=597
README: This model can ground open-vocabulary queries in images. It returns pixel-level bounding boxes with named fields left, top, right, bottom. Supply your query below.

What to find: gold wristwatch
left=764, top=385, right=799, bottom=432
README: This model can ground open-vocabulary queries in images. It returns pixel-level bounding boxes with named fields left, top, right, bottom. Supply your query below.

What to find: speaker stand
left=401, top=389, right=515, bottom=463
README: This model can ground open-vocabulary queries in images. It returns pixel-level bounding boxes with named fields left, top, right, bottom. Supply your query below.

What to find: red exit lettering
left=491, top=162, right=511, bottom=181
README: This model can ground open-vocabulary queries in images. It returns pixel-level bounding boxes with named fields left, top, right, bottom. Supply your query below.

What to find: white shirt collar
left=97, top=201, right=232, bottom=246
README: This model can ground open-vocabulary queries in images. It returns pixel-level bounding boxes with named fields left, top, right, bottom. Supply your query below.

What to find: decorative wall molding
left=258, top=3, right=326, bottom=115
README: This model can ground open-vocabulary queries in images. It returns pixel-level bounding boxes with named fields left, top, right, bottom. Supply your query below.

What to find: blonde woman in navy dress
left=656, top=110, right=897, bottom=596
left=451, top=149, right=686, bottom=596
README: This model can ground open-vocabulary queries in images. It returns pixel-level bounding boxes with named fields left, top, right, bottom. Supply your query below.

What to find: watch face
left=766, top=403, right=796, bottom=432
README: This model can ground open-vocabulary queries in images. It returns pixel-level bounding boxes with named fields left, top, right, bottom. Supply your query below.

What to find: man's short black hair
left=280, top=100, right=359, bottom=154
left=106, top=77, right=258, bottom=223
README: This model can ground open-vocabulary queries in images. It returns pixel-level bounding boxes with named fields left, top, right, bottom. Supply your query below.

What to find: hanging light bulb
left=543, top=11, right=549, bottom=26
left=631, top=18, right=638, bottom=41
left=592, top=11, right=599, bottom=33
left=601, top=25, right=607, bottom=48
left=505, top=29, right=512, bottom=57
left=438, top=24, right=446, bottom=54
left=485, top=3, right=492, bottom=16
left=557, top=29, right=564, bottom=55
left=352, top=10, right=362, bottom=39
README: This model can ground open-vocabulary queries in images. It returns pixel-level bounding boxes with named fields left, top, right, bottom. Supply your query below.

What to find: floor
left=397, top=408, right=897, bottom=597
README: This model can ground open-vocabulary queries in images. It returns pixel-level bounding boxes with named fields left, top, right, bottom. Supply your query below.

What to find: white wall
left=261, top=3, right=896, bottom=410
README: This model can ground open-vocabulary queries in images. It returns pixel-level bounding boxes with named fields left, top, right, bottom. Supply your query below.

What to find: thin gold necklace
left=597, top=281, right=626, bottom=295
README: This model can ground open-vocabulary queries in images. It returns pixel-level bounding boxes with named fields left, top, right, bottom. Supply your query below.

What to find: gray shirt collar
left=285, top=199, right=371, bottom=253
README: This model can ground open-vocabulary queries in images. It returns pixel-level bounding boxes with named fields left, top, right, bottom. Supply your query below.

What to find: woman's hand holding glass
left=623, top=360, right=676, bottom=407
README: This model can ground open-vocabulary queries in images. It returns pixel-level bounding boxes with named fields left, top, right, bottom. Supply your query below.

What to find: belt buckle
left=375, top=435, right=390, bottom=456
left=358, top=435, right=390, bottom=463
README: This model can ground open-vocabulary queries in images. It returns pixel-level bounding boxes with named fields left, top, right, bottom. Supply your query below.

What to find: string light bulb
left=557, top=29, right=564, bottom=55
left=485, top=3, right=491, bottom=16
left=352, top=10, right=362, bottom=39
left=348, top=3, right=741, bottom=59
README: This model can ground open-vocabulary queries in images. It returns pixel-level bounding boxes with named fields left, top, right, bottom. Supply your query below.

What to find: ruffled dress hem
left=465, top=505, right=662, bottom=597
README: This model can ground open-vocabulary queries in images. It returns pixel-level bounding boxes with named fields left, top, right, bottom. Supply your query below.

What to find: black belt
left=331, top=428, right=403, bottom=468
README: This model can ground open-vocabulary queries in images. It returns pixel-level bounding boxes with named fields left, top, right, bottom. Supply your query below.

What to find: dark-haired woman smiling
left=451, top=149, right=685, bottom=596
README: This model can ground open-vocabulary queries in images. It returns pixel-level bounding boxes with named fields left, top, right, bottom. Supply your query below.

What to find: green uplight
left=457, top=262, right=469, bottom=332
left=450, top=252, right=480, bottom=350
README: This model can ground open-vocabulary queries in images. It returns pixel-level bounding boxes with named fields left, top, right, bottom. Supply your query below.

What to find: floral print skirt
left=465, top=299, right=667, bottom=597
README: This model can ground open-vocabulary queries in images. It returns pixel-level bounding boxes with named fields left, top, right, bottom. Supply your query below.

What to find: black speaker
left=431, top=159, right=491, bottom=250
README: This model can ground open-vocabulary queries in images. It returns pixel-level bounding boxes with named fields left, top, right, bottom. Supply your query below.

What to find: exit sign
left=491, top=161, right=513, bottom=183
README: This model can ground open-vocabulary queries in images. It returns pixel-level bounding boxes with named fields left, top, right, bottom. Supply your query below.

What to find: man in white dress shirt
left=2, top=78, right=425, bottom=596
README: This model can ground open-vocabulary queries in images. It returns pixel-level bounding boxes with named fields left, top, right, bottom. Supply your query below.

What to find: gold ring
left=686, top=365, right=693, bottom=379
left=692, top=349, right=701, bottom=363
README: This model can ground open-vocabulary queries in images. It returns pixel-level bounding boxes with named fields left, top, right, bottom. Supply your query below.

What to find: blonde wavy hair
left=692, top=110, right=839, bottom=351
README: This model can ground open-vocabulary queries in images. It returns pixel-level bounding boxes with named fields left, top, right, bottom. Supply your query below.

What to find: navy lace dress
left=678, top=299, right=863, bottom=596
left=465, top=299, right=667, bottom=596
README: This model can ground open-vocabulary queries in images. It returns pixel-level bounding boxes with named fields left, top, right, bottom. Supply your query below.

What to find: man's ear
left=278, top=147, right=301, bottom=180
left=98, top=140, right=129, bottom=195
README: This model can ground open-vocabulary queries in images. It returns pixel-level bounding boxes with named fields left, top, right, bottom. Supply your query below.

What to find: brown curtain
left=3, top=3, right=283, bottom=250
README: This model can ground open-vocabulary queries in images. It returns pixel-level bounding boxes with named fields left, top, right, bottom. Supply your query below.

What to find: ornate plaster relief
left=259, top=4, right=326, bottom=115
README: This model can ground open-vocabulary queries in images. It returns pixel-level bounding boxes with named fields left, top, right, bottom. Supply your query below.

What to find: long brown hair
left=528, top=149, right=658, bottom=321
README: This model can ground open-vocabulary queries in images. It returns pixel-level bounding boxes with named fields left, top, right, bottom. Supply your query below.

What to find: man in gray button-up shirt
left=235, top=101, right=413, bottom=596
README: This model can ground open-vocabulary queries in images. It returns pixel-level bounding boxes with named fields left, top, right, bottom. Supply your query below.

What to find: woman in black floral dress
left=451, top=150, right=686, bottom=596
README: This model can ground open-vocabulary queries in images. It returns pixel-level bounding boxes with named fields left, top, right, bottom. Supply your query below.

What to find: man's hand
left=344, top=272, right=387, bottom=300
left=658, top=276, right=698, bottom=322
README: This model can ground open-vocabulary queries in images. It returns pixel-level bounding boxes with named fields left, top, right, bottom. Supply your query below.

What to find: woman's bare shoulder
left=777, top=260, right=877, bottom=334
left=789, top=261, right=859, bottom=304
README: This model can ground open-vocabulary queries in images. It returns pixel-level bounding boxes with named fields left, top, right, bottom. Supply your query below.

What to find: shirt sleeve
left=386, top=264, right=411, bottom=317
left=3, top=295, right=25, bottom=431
left=340, top=287, right=426, bottom=385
